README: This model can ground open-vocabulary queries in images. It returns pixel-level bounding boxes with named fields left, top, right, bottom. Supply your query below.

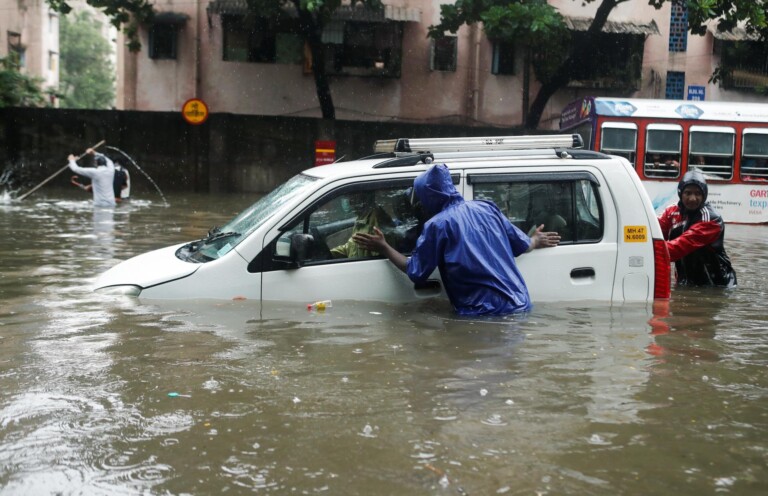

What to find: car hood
left=93, top=244, right=200, bottom=290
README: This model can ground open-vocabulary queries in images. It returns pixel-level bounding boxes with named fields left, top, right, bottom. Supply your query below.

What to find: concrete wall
left=1, top=107, right=538, bottom=196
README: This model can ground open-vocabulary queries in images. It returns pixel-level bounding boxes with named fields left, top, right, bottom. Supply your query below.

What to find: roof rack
left=373, top=134, right=584, bottom=154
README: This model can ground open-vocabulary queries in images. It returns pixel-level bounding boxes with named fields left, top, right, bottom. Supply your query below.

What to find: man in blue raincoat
left=353, top=164, right=560, bottom=315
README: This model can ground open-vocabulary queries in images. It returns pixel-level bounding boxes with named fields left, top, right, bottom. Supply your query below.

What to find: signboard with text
left=687, top=85, right=705, bottom=101
left=182, top=98, right=209, bottom=125
left=314, top=140, right=336, bottom=166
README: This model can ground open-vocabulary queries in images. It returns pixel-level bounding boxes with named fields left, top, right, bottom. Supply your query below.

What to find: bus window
left=689, top=126, right=735, bottom=180
left=600, top=122, right=637, bottom=166
left=741, top=129, right=768, bottom=182
left=644, top=124, right=682, bottom=179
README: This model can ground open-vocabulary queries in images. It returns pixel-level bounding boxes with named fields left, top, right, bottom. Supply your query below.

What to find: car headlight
left=95, top=285, right=142, bottom=297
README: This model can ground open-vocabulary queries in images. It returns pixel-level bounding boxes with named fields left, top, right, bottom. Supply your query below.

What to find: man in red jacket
left=657, top=169, right=737, bottom=287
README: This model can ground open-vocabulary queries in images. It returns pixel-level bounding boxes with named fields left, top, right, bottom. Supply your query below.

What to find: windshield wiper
left=204, top=230, right=240, bottom=243
left=202, top=226, right=240, bottom=243
left=182, top=227, right=241, bottom=257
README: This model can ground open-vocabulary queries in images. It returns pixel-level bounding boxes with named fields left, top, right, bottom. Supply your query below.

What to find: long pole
left=16, top=140, right=105, bottom=201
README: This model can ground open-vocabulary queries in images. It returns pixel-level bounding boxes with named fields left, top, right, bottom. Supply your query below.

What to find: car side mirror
left=290, top=233, right=315, bottom=267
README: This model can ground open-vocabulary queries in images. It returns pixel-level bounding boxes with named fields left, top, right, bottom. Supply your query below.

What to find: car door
left=467, top=168, right=619, bottom=302
left=259, top=178, right=444, bottom=304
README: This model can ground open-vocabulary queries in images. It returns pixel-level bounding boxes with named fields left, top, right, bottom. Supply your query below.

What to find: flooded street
left=1, top=189, right=766, bottom=495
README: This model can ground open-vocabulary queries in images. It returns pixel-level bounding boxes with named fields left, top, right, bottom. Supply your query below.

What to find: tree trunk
left=525, top=0, right=620, bottom=129
left=522, top=46, right=531, bottom=126
left=297, top=8, right=336, bottom=120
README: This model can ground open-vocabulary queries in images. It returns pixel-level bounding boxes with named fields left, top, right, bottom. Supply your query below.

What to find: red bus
left=559, top=97, right=768, bottom=223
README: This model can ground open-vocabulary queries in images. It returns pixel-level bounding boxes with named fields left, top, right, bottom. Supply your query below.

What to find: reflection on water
left=0, top=190, right=767, bottom=495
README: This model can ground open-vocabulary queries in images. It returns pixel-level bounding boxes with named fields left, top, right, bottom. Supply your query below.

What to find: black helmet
left=677, top=168, right=708, bottom=202
left=95, top=155, right=107, bottom=166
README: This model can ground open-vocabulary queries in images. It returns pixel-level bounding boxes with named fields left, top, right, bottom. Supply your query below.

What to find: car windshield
left=177, top=173, right=318, bottom=262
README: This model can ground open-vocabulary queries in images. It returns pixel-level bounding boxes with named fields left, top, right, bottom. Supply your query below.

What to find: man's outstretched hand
left=353, top=227, right=408, bottom=273
left=529, top=224, right=561, bottom=251
left=352, top=226, right=387, bottom=252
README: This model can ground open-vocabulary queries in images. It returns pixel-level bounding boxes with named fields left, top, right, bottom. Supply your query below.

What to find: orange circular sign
left=182, top=98, right=209, bottom=125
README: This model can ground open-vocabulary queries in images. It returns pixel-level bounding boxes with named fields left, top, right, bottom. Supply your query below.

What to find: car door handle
left=570, top=267, right=595, bottom=279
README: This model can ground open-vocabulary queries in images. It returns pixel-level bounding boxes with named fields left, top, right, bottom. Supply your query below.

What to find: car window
left=472, top=177, right=603, bottom=244
left=273, top=182, right=422, bottom=265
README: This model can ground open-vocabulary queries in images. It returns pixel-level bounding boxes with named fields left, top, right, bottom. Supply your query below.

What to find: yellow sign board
left=624, top=225, right=648, bottom=242
left=182, top=98, right=209, bottom=125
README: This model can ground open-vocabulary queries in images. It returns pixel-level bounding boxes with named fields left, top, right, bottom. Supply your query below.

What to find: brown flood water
left=0, top=188, right=766, bottom=495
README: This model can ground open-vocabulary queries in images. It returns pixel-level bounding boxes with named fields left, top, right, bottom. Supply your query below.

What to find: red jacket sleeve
left=657, top=206, right=675, bottom=239
left=665, top=220, right=722, bottom=261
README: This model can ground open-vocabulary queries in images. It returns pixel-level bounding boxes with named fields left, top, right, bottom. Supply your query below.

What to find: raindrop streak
left=105, top=146, right=168, bottom=206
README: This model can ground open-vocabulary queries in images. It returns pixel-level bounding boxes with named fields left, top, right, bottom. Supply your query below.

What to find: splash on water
left=105, top=146, right=169, bottom=206
left=1, top=166, right=19, bottom=203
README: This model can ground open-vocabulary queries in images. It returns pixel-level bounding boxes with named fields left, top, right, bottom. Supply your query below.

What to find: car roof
left=301, top=134, right=612, bottom=182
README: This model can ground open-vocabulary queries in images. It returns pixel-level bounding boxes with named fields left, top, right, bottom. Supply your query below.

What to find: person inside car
left=352, top=164, right=560, bottom=316
left=329, top=190, right=397, bottom=259
left=657, top=169, right=737, bottom=287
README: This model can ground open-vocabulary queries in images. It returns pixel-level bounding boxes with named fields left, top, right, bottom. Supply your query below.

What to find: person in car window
left=329, top=191, right=397, bottom=259
left=657, top=169, right=737, bottom=287
left=67, top=148, right=116, bottom=207
left=352, top=164, right=560, bottom=316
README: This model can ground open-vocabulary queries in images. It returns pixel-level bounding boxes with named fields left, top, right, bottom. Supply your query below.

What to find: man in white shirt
left=67, top=148, right=116, bottom=207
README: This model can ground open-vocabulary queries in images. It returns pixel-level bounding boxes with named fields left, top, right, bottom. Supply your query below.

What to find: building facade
left=0, top=0, right=60, bottom=102
left=115, top=0, right=767, bottom=129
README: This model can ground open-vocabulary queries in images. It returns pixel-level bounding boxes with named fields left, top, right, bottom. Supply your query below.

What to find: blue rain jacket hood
left=406, top=164, right=533, bottom=315
left=413, top=164, right=464, bottom=218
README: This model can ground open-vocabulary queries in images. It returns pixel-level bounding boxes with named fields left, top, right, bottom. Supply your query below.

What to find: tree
left=429, top=0, right=768, bottom=129
left=47, top=0, right=154, bottom=52
left=60, top=10, right=116, bottom=109
left=0, top=56, right=50, bottom=108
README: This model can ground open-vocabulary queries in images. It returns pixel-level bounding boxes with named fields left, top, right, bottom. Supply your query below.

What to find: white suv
left=94, top=135, right=671, bottom=302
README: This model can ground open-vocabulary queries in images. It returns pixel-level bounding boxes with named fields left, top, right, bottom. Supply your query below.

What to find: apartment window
left=689, top=126, right=735, bottom=180
left=668, top=1, right=688, bottom=52
left=430, top=36, right=457, bottom=72
left=714, top=39, right=768, bottom=91
left=665, top=71, right=685, bottom=99
left=149, top=24, right=178, bottom=59
left=7, top=31, right=25, bottom=67
left=222, top=14, right=302, bottom=64
left=491, top=41, right=515, bottom=75
left=324, top=21, right=403, bottom=77
left=48, top=51, right=58, bottom=72
left=566, top=32, right=644, bottom=89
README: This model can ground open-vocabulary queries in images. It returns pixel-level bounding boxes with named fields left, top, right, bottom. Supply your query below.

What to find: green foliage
left=59, top=11, right=116, bottom=109
left=0, top=56, right=50, bottom=108
left=47, top=0, right=155, bottom=52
